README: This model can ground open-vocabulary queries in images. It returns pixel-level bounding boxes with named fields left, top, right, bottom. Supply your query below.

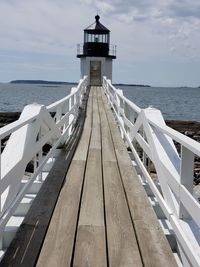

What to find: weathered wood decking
left=1, top=87, right=178, bottom=266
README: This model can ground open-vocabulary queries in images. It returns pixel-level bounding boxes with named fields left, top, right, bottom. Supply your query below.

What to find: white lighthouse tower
left=77, top=15, right=116, bottom=86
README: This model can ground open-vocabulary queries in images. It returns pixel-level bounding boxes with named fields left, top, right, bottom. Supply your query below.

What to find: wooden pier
left=1, top=87, right=178, bottom=266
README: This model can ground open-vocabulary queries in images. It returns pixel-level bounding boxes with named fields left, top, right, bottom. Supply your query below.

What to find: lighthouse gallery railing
left=0, top=76, right=88, bottom=249
left=103, top=76, right=200, bottom=267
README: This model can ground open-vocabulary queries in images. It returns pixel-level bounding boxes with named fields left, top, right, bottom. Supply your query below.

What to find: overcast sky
left=0, top=0, right=200, bottom=86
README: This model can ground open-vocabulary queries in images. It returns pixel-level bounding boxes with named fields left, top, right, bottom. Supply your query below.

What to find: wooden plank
left=36, top=160, right=86, bottom=267
left=90, top=87, right=101, bottom=150
left=73, top=87, right=107, bottom=266
left=101, top=89, right=178, bottom=267
left=73, top=150, right=106, bottom=267
left=98, top=90, right=143, bottom=267
left=36, top=90, right=93, bottom=267
left=73, top=225, right=106, bottom=266
left=73, top=89, right=92, bottom=161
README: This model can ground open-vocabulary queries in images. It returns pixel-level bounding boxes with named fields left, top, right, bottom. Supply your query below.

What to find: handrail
left=103, top=76, right=200, bottom=267
left=0, top=76, right=88, bottom=251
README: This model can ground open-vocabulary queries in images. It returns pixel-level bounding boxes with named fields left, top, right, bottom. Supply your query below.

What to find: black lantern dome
left=77, top=15, right=116, bottom=58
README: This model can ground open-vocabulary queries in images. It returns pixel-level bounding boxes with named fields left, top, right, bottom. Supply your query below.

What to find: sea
left=0, top=83, right=199, bottom=121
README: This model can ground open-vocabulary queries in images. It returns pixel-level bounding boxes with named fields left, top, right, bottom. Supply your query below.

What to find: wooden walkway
left=1, top=87, right=178, bottom=266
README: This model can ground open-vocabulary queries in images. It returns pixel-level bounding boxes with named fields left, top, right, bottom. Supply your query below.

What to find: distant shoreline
left=10, top=80, right=151, bottom=87
left=114, top=83, right=151, bottom=87
left=8, top=80, right=200, bottom=88
left=10, top=80, right=77, bottom=85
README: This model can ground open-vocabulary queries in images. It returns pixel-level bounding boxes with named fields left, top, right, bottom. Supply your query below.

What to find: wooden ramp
left=1, top=87, right=178, bottom=267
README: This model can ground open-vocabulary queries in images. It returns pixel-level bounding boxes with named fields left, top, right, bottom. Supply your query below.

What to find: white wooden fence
left=0, top=76, right=88, bottom=250
left=103, top=76, right=200, bottom=267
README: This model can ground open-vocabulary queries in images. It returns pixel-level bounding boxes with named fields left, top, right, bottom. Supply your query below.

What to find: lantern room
left=77, top=15, right=116, bottom=86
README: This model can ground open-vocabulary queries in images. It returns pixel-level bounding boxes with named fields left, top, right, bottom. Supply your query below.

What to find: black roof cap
left=95, top=15, right=100, bottom=22
left=84, top=15, right=110, bottom=32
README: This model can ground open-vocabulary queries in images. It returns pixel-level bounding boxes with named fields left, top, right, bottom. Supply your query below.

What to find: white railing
left=103, top=76, right=200, bottom=267
left=0, top=76, right=88, bottom=249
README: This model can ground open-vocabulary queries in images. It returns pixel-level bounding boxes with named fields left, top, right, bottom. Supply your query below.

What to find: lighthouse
left=77, top=15, right=116, bottom=86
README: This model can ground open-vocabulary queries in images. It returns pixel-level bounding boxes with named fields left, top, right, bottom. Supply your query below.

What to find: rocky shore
left=0, top=112, right=21, bottom=128
left=166, top=120, right=200, bottom=140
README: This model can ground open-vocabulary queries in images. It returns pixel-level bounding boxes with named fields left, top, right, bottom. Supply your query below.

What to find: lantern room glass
left=84, top=33, right=109, bottom=44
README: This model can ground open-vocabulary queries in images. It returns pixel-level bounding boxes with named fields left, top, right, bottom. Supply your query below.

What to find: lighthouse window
left=95, top=35, right=99, bottom=42
left=105, top=35, right=108, bottom=43
left=87, top=34, right=93, bottom=42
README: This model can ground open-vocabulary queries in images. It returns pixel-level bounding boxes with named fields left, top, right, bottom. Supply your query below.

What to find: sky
left=0, top=0, right=200, bottom=87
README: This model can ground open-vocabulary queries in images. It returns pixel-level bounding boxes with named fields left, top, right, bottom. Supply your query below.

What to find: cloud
left=167, top=0, right=200, bottom=18
left=0, top=0, right=199, bottom=57
left=0, top=0, right=92, bottom=54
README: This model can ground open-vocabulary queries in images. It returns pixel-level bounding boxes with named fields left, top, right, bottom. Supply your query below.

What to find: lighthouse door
left=90, top=61, right=101, bottom=85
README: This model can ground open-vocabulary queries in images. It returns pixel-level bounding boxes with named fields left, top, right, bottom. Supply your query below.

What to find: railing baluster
left=38, top=128, right=43, bottom=181
left=34, top=155, right=37, bottom=173
left=179, top=146, right=194, bottom=219
left=65, top=99, right=70, bottom=137
left=0, top=140, right=1, bottom=180
left=0, top=140, right=1, bottom=216
left=56, top=106, right=62, bottom=124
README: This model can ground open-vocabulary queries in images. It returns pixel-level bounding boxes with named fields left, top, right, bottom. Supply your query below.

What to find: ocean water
left=0, top=83, right=199, bottom=121
left=119, top=85, right=200, bottom=121
left=0, top=83, right=73, bottom=112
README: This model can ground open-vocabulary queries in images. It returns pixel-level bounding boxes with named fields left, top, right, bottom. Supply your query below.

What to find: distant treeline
left=114, top=83, right=151, bottom=87
left=10, top=80, right=77, bottom=85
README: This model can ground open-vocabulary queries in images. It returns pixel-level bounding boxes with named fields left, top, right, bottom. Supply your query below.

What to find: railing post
left=0, top=140, right=1, bottom=215
left=70, top=87, right=78, bottom=134
left=142, top=130, right=148, bottom=169
left=55, top=106, right=62, bottom=124
left=108, top=81, right=113, bottom=107
left=34, top=155, right=37, bottom=173
left=37, top=128, right=43, bottom=181
left=63, top=99, right=70, bottom=139
left=179, top=146, right=194, bottom=219
left=116, top=90, right=125, bottom=139
left=0, top=140, right=1, bottom=180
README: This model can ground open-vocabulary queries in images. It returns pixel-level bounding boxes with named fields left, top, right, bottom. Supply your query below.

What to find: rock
left=25, top=162, right=34, bottom=173
left=0, top=112, right=21, bottom=127
left=184, top=130, right=195, bottom=137
left=193, top=135, right=200, bottom=140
